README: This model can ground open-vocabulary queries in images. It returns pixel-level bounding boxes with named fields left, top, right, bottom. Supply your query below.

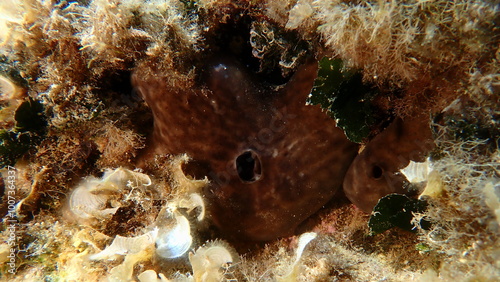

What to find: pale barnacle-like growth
left=401, top=158, right=433, bottom=184
left=90, top=229, right=158, bottom=281
left=418, top=170, right=445, bottom=199
left=189, top=240, right=236, bottom=282
left=169, top=154, right=209, bottom=195
left=69, top=176, right=120, bottom=220
left=97, top=167, right=152, bottom=191
left=90, top=229, right=158, bottom=260
left=483, top=180, right=500, bottom=229
left=277, top=232, right=317, bottom=282
left=138, top=270, right=170, bottom=282
left=155, top=208, right=193, bottom=259
left=69, top=168, right=152, bottom=221
left=179, top=193, right=206, bottom=221
left=483, top=181, right=500, bottom=227
left=0, top=74, right=26, bottom=126
left=401, top=158, right=446, bottom=198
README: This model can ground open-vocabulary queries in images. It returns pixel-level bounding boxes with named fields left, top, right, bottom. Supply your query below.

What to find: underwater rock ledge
left=0, top=0, right=498, bottom=281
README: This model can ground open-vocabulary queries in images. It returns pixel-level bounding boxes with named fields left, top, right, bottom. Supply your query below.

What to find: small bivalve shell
left=155, top=213, right=192, bottom=259
left=178, top=193, right=205, bottom=221
left=189, top=241, right=236, bottom=282
left=69, top=177, right=119, bottom=220
left=68, top=168, right=152, bottom=221
left=90, top=229, right=158, bottom=260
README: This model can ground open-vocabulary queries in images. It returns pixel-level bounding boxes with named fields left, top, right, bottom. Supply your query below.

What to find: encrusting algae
left=0, top=0, right=498, bottom=281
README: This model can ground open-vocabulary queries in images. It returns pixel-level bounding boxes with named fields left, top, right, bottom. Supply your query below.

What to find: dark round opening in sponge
left=372, top=165, right=383, bottom=179
left=236, top=150, right=262, bottom=183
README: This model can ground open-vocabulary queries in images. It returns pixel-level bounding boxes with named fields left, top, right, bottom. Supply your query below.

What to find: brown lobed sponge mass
left=133, top=56, right=358, bottom=241
left=343, top=117, right=435, bottom=213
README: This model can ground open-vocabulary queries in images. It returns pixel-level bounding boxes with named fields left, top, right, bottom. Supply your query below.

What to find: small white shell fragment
left=91, top=167, right=152, bottom=193
left=179, top=193, right=205, bottom=221
left=294, top=232, right=317, bottom=263
left=137, top=270, right=170, bottom=282
left=277, top=232, right=317, bottom=282
left=400, top=158, right=433, bottom=183
left=189, top=241, right=235, bottom=282
left=69, top=177, right=119, bottom=220
left=156, top=214, right=192, bottom=259
left=69, top=168, right=152, bottom=220
left=90, top=228, right=158, bottom=260
left=0, top=74, right=26, bottom=101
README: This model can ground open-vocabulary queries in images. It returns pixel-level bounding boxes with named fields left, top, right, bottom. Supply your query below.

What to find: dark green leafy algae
left=369, top=194, right=431, bottom=234
left=308, top=57, right=378, bottom=143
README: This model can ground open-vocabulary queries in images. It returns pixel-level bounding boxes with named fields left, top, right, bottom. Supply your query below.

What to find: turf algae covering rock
left=0, top=0, right=498, bottom=281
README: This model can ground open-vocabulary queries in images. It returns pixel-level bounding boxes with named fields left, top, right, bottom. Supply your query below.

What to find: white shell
left=69, top=177, right=119, bottom=219
left=178, top=193, right=205, bottom=221
left=189, top=241, right=235, bottom=282
left=0, top=75, right=24, bottom=101
left=69, top=168, right=152, bottom=220
left=156, top=214, right=192, bottom=259
left=90, top=229, right=158, bottom=260
left=401, top=159, right=433, bottom=183
left=0, top=75, right=16, bottom=100
left=294, top=232, right=317, bottom=263
left=91, top=167, right=152, bottom=193
left=278, top=232, right=317, bottom=281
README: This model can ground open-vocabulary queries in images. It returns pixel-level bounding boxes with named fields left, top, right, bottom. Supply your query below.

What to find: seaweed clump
left=308, top=57, right=380, bottom=143
left=412, top=96, right=500, bottom=280
left=368, top=194, right=430, bottom=234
